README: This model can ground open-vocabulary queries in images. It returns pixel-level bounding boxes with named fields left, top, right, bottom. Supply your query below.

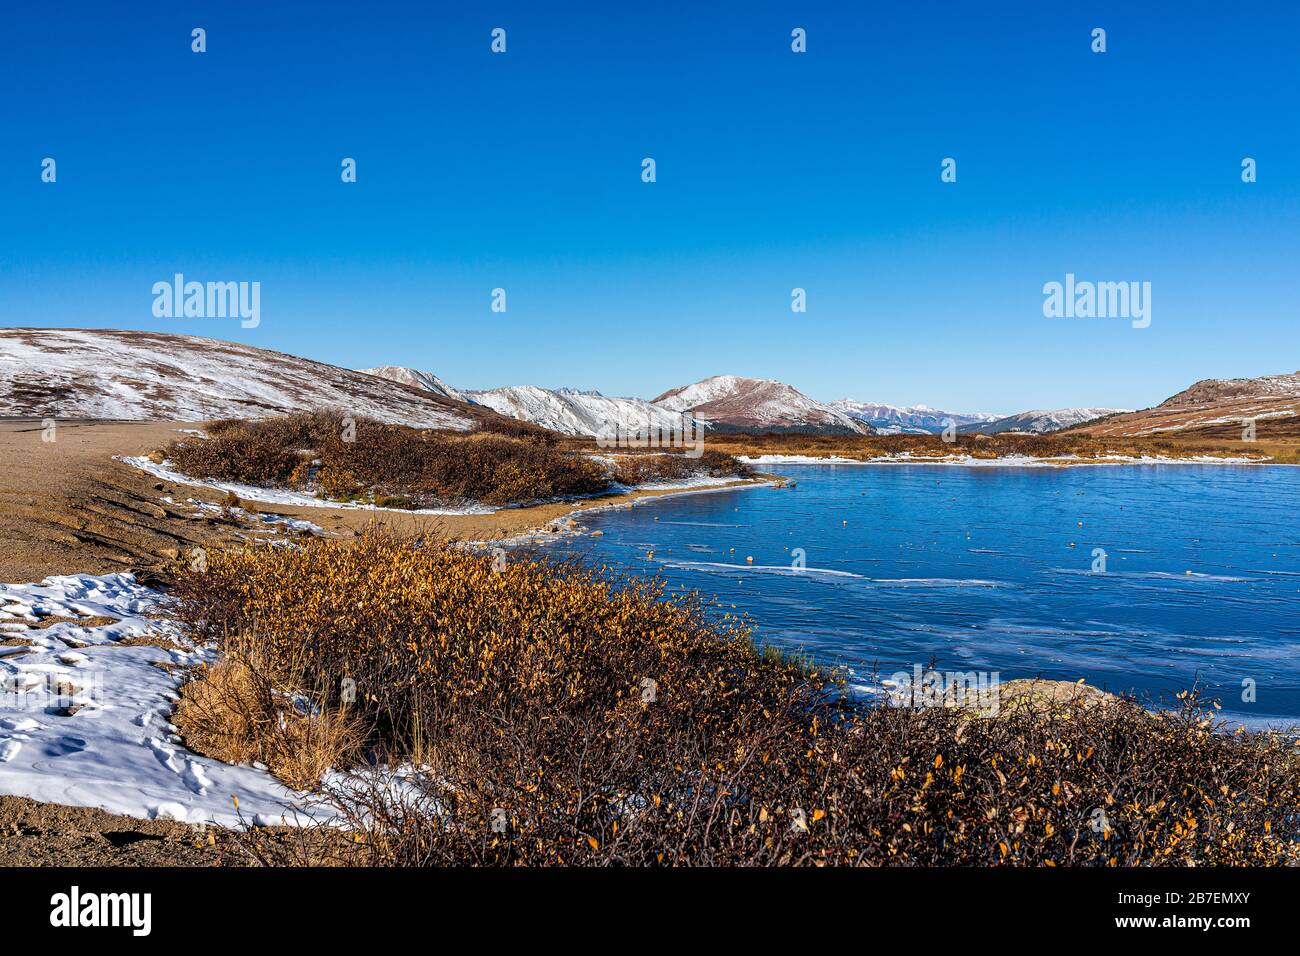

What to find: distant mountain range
left=960, top=407, right=1131, bottom=435
left=367, top=367, right=1121, bottom=438
left=1, top=331, right=1290, bottom=443
left=826, top=400, right=1000, bottom=435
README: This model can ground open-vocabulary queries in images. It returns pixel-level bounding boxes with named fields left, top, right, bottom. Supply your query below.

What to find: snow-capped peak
left=654, top=376, right=870, bottom=435
left=359, top=366, right=466, bottom=403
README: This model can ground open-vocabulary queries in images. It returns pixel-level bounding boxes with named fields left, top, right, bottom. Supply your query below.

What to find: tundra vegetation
left=171, top=533, right=1300, bottom=867
left=161, top=413, right=751, bottom=509
left=660, top=427, right=1300, bottom=464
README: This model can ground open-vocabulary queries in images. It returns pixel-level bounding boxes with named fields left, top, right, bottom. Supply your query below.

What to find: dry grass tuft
left=174, top=644, right=361, bottom=791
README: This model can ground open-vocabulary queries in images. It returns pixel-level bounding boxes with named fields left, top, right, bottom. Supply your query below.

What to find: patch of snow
left=0, top=573, right=307, bottom=826
left=182, top=498, right=326, bottom=535
left=739, top=454, right=864, bottom=465
left=609, top=474, right=753, bottom=493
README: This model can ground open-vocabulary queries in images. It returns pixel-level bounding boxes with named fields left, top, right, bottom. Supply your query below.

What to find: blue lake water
left=547, top=464, right=1300, bottom=727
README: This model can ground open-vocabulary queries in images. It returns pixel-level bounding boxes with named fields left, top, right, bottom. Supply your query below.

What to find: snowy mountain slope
left=960, top=407, right=1129, bottom=435
left=1161, top=371, right=1300, bottom=407
left=361, top=367, right=698, bottom=439
left=1079, top=370, right=1300, bottom=437
left=827, top=399, right=1000, bottom=435
left=467, top=385, right=698, bottom=439
left=358, top=366, right=466, bottom=402
left=0, top=329, right=476, bottom=428
left=653, top=375, right=870, bottom=435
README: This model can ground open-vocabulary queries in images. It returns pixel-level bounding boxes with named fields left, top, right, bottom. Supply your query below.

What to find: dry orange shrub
left=173, top=533, right=1300, bottom=866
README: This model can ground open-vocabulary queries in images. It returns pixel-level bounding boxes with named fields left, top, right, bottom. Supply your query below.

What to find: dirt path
left=0, top=420, right=248, bottom=584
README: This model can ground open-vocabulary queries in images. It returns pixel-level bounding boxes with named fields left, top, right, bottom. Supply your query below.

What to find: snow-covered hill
left=358, top=366, right=466, bottom=403
left=361, top=367, right=698, bottom=439
left=1080, top=370, right=1300, bottom=437
left=0, top=329, right=476, bottom=428
left=653, top=375, right=870, bottom=435
left=466, top=385, right=699, bottom=439
left=961, top=408, right=1129, bottom=435
left=1160, top=371, right=1300, bottom=408
left=827, top=399, right=1000, bottom=435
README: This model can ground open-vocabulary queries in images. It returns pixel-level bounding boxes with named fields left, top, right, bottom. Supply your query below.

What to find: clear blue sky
left=2, top=1, right=1296, bottom=415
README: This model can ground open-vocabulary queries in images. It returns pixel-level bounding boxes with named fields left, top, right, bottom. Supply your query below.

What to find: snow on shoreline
left=178, top=496, right=325, bottom=536
left=0, top=573, right=307, bottom=827
left=119, top=455, right=498, bottom=516
left=739, top=453, right=1273, bottom=467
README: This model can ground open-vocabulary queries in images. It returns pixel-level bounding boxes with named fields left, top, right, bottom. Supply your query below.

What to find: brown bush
left=173, top=534, right=1300, bottom=867
left=166, top=414, right=756, bottom=509
left=165, top=413, right=611, bottom=507
left=611, top=450, right=753, bottom=486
